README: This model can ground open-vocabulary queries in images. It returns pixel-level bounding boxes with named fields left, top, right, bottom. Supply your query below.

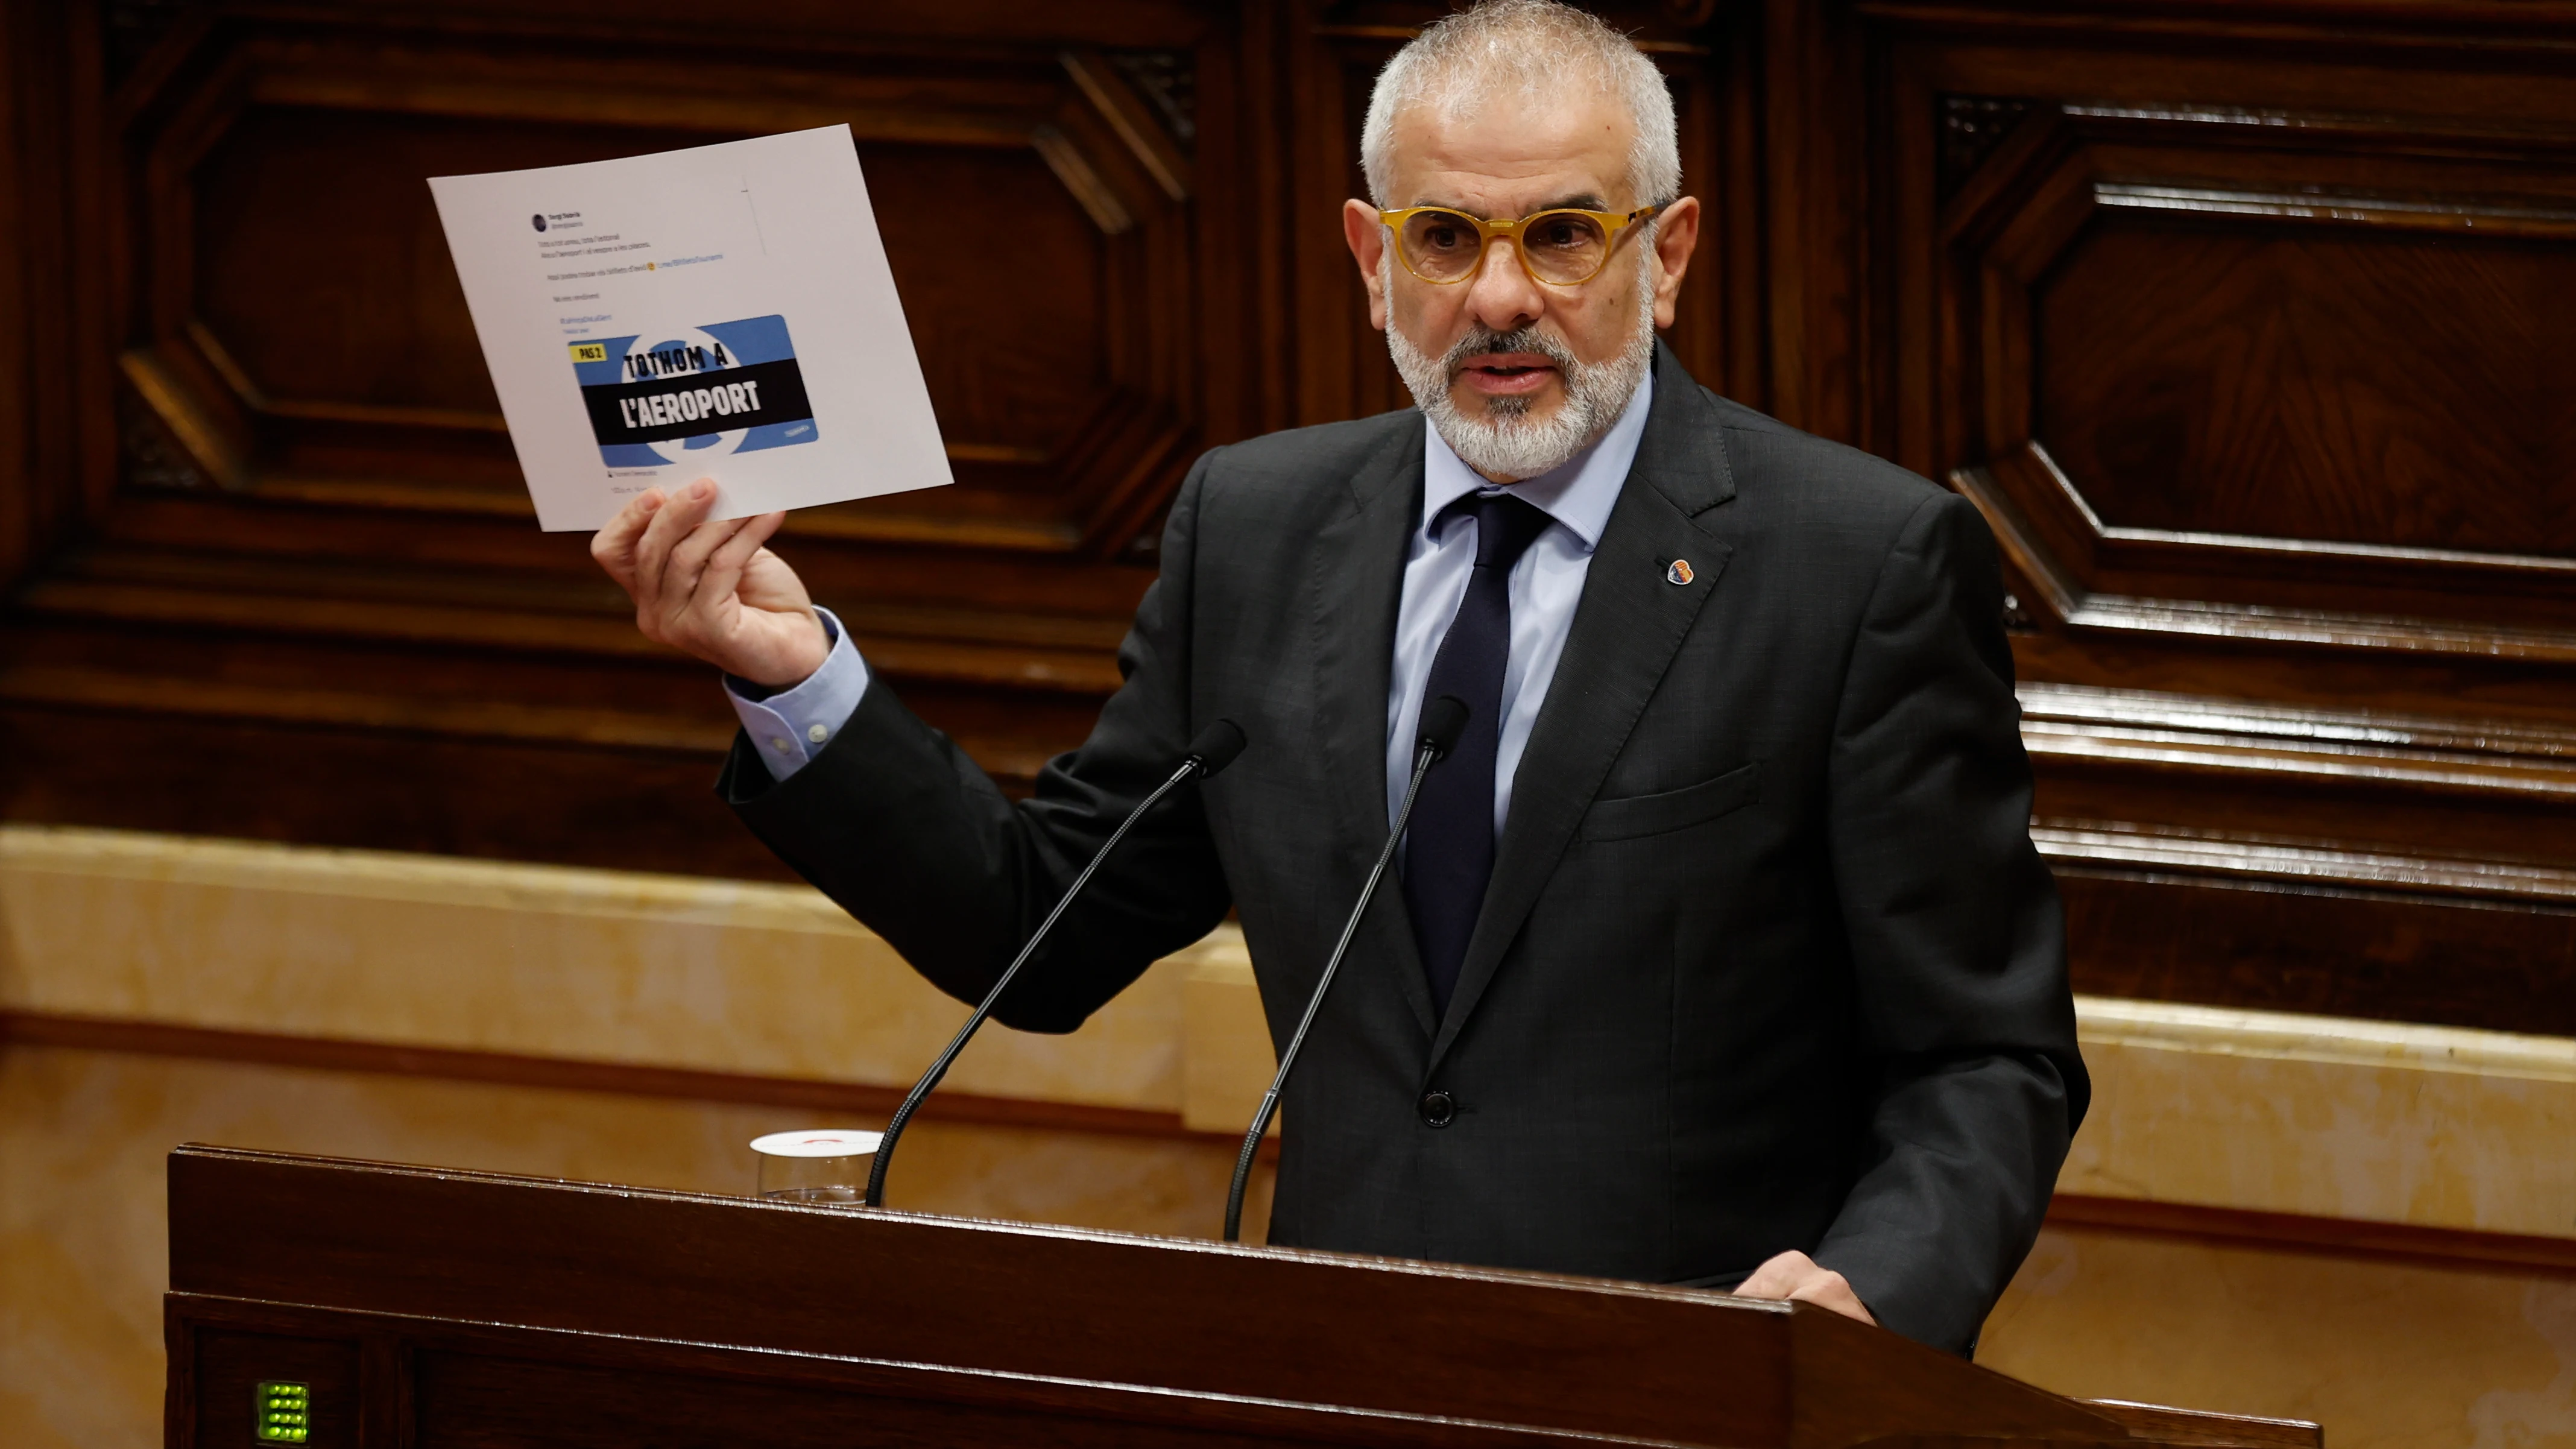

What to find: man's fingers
left=696, top=511, right=786, bottom=609
left=631, top=478, right=720, bottom=618
left=600, top=481, right=807, bottom=678
left=589, top=490, right=665, bottom=592
left=1733, top=1252, right=1805, bottom=1299
left=656, top=511, right=757, bottom=623
left=1731, top=1251, right=1874, bottom=1327
left=1787, top=1274, right=1874, bottom=1325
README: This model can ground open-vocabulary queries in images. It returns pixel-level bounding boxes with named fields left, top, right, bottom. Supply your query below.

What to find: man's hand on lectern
left=591, top=478, right=832, bottom=688
left=1732, top=1250, right=1877, bottom=1327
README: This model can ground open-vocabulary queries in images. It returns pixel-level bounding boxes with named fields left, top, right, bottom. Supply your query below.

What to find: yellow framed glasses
left=1378, top=203, right=1664, bottom=286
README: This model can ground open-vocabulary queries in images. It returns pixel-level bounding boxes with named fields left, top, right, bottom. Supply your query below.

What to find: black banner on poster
left=579, top=358, right=815, bottom=447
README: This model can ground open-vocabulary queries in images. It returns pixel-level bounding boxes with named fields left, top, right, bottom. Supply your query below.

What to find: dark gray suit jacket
left=721, top=344, right=2087, bottom=1355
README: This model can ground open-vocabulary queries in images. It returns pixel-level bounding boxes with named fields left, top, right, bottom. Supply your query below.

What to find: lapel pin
left=1665, top=558, right=1694, bottom=586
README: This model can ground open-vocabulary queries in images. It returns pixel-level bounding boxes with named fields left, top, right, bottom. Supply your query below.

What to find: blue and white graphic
left=572, top=314, right=819, bottom=467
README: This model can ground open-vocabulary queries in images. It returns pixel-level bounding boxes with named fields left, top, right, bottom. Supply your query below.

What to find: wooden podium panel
left=165, top=1146, right=2319, bottom=1449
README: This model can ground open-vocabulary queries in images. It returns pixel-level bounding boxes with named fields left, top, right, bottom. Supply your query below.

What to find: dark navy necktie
left=1403, top=490, right=1555, bottom=1020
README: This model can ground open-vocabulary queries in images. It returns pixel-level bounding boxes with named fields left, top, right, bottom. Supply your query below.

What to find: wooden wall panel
left=0, top=0, right=108, bottom=586
left=1855, top=2, right=2576, bottom=1033
left=0, top=0, right=1245, bottom=880
left=1, top=0, right=2571, bottom=1034
left=2036, top=223, right=2576, bottom=554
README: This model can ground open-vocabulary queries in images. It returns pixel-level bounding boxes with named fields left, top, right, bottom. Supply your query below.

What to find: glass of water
left=750, top=1128, right=883, bottom=1205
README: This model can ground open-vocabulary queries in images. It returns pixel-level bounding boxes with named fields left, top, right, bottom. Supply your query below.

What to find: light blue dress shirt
left=1382, top=371, right=1651, bottom=835
left=732, top=371, right=1656, bottom=829
left=727, top=606, right=869, bottom=777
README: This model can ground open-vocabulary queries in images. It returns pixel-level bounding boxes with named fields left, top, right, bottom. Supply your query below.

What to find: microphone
left=867, top=719, right=1249, bottom=1208
left=1223, top=695, right=1468, bottom=1242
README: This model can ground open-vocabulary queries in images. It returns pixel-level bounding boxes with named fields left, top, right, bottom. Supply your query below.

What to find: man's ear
left=1648, top=195, right=1702, bottom=330
left=1342, top=198, right=1390, bottom=332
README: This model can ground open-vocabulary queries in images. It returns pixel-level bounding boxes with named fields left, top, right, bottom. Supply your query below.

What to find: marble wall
left=2, top=826, right=2571, bottom=1449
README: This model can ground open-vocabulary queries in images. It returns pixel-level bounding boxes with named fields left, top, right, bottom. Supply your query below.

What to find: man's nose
left=1463, top=237, right=1544, bottom=335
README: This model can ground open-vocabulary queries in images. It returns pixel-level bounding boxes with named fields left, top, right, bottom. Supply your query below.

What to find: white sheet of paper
left=430, top=125, right=949, bottom=532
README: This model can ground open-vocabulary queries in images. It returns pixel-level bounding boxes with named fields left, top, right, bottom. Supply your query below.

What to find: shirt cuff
left=724, top=607, right=869, bottom=781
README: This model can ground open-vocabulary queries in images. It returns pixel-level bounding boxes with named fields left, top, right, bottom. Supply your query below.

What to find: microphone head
left=1418, top=695, right=1470, bottom=762
left=1185, top=719, right=1249, bottom=778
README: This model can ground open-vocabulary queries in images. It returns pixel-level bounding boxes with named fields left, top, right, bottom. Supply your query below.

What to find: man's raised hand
left=590, top=478, right=832, bottom=687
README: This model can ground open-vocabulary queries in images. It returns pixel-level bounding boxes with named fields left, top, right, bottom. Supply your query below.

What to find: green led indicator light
left=254, top=1381, right=309, bottom=1443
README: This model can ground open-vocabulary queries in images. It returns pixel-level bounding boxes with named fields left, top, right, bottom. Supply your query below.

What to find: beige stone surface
left=11, top=823, right=2568, bottom=1243
left=1981, top=1225, right=2576, bottom=1449
left=2070, top=998, right=2576, bottom=1239
left=6, top=824, right=2574, bottom=1449
left=0, top=1044, right=1271, bottom=1449
left=0, top=825, right=1221, bottom=1112
left=1182, top=947, right=1277, bottom=1133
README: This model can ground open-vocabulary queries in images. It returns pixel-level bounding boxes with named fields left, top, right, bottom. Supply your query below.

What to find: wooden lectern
left=166, top=1146, right=2318, bottom=1448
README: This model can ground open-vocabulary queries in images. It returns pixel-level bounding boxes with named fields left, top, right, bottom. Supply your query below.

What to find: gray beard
left=1386, top=250, right=1656, bottom=481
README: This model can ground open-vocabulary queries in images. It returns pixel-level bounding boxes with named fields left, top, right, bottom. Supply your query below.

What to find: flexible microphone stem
left=1223, top=696, right=1465, bottom=1242
left=867, top=721, right=1245, bottom=1209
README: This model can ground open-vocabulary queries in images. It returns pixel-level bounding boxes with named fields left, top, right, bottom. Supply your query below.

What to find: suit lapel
left=1309, top=411, right=1439, bottom=1038
left=1427, top=346, right=1737, bottom=1072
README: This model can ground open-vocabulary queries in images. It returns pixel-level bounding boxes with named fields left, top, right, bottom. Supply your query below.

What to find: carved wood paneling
left=2039, top=218, right=2576, bottom=554
left=0, top=0, right=1247, bottom=874
left=4, top=0, right=2574, bottom=1030
left=0, top=0, right=1755, bottom=882
left=1940, top=104, right=2576, bottom=652
left=1860, top=2, right=2576, bottom=1029
left=121, top=27, right=1205, bottom=551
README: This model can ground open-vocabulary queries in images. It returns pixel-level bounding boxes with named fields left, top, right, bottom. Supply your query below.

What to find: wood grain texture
left=158, top=1145, right=2304, bottom=1449
left=2077, top=1400, right=2322, bottom=1449
left=1859, top=4, right=2576, bottom=1033
left=0, top=0, right=1219, bottom=876
left=0, top=0, right=1746, bottom=863
left=2041, top=223, right=2576, bottom=554
left=0, top=0, right=2573, bottom=1035
left=2057, top=870, right=2576, bottom=1034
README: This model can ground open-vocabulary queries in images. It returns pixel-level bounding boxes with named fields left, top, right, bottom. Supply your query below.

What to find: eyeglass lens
left=1400, top=210, right=1611, bottom=285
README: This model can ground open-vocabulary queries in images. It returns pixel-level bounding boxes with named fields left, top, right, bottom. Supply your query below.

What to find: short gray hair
left=1360, top=0, right=1681, bottom=209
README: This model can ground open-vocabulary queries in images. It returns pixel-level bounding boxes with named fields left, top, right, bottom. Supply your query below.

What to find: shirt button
left=1416, top=1090, right=1456, bottom=1128
left=769, top=736, right=792, bottom=753
left=807, top=723, right=829, bottom=743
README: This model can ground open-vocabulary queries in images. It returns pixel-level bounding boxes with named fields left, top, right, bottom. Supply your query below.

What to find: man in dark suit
left=590, top=0, right=2084, bottom=1356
